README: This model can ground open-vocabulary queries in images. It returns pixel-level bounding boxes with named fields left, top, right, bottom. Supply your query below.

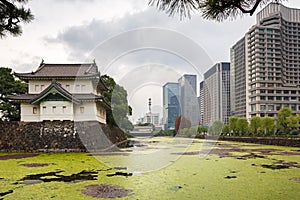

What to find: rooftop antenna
left=148, top=98, right=152, bottom=113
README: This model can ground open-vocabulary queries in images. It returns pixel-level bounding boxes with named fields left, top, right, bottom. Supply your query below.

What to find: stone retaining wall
left=217, top=136, right=300, bottom=147
left=0, top=121, right=127, bottom=152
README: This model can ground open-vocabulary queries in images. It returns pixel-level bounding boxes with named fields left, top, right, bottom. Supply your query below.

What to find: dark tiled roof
left=9, top=82, right=110, bottom=108
left=30, top=80, right=81, bottom=104
left=9, top=93, right=105, bottom=102
left=15, top=63, right=99, bottom=79
left=8, top=94, right=37, bottom=101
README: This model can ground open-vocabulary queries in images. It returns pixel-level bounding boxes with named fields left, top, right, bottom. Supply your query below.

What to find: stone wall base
left=217, top=136, right=300, bottom=147
left=0, top=121, right=127, bottom=152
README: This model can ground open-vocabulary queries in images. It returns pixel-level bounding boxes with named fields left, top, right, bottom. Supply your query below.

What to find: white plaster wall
left=74, top=102, right=98, bottom=121
left=29, top=80, right=51, bottom=94
left=28, top=79, right=95, bottom=94
left=61, top=80, right=94, bottom=93
left=40, top=101, right=73, bottom=121
left=96, top=103, right=106, bottom=124
left=21, top=103, right=40, bottom=122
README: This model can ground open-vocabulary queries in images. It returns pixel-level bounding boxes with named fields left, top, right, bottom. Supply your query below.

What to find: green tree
left=197, top=125, right=208, bottom=134
left=208, top=120, right=223, bottom=136
left=229, top=116, right=239, bottom=136
left=0, top=0, right=34, bottom=38
left=0, top=67, right=27, bottom=120
left=221, top=125, right=230, bottom=136
left=261, top=116, right=274, bottom=136
left=149, top=0, right=279, bottom=21
left=277, top=107, right=293, bottom=134
left=249, top=116, right=262, bottom=135
left=101, top=74, right=133, bottom=131
left=237, top=118, right=248, bottom=136
left=286, top=114, right=300, bottom=135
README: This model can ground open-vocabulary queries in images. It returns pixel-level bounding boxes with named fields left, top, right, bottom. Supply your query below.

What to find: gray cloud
left=46, top=7, right=254, bottom=66
left=46, top=6, right=255, bottom=122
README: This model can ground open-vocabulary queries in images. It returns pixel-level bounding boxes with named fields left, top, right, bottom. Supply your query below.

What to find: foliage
left=174, top=115, right=191, bottom=134
left=221, top=125, right=230, bottom=136
left=236, top=118, right=248, bottom=136
left=149, top=0, right=278, bottom=21
left=0, top=67, right=27, bottom=121
left=261, top=116, right=274, bottom=136
left=249, top=116, right=262, bottom=135
left=0, top=0, right=34, bottom=38
left=229, top=116, right=239, bottom=135
left=100, top=74, right=133, bottom=131
left=153, top=129, right=175, bottom=137
left=276, top=107, right=293, bottom=134
left=179, top=126, right=197, bottom=137
left=286, top=114, right=300, bottom=135
left=208, top=120, right=223, bottom=136
left=197, top=125, right=208, bottom=134
left=0, top=140, right=299, bottom=199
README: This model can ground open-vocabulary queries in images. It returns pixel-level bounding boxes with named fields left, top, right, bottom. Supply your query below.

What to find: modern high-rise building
left=232, top=3, right=300, bottom=119
left=162, top=82, right=181, bottom=130
left=198, top=81, right=204, bottom=125
left=231, top=37, right=246, bottom=118
left=178, top=74, right=199, bottom=126
left=203, top=62, right=231, bottom=125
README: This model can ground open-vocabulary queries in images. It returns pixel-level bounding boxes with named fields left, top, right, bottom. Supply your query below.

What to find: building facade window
left=62, top=106, right=67, bottom=113
left=33, top=107, right=38, bottom=114
left=80, top=107, right=84, bottom=113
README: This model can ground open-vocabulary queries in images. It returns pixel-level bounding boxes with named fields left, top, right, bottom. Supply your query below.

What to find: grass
left=0, top=137, right=300, bottom=199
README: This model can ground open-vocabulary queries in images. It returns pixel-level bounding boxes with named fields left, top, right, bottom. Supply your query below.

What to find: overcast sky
left=1, top=0, right=300, bottom=123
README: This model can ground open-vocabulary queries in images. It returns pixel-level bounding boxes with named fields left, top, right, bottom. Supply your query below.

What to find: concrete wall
left=0, top=121, right=127, bottom=152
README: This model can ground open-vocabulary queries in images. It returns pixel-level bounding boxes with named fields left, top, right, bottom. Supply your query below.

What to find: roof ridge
left=43, top=63, right=94, bottom=66
left=30, top=80, right=81, bottom=104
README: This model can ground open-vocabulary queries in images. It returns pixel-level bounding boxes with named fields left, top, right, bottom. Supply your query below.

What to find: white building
left=140, top=112, right=160, bottom=126
left=231, top=3, right=300, bottom=119
left=10, top=62, right=110, bottom=123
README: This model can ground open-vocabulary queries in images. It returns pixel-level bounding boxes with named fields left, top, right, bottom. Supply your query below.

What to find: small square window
left=33, top=107, right=38, bottom=114
left=35, top=85, right=39, bottom=92
left=80, top=107, right=84, bottom=113
left=76, top=85, right=80, bottom=91
left=41, top=85, right=45, bottom=90
left=52, top=106, right=56, bottom=113
left=62, top=106, right=67, bottom=113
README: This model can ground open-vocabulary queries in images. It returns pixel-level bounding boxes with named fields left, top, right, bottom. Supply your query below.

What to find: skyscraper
left=231, top=37, right=246, bottom=118
left=232, top=3, right=300, bottom=119
left=203, top=62, right=231, bottom=125
left=178, top=74, right=199, bottom=126
left=199, top=81, right=204, bottom=125
left=163, top=82, right=180, bottom=130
